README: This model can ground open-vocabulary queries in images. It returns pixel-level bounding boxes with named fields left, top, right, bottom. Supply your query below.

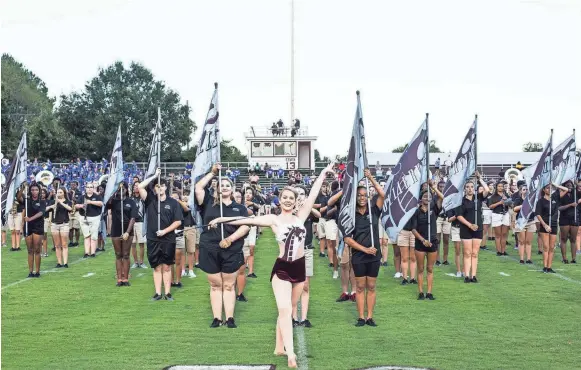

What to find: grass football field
left=2, top=230, right=581, bottom=370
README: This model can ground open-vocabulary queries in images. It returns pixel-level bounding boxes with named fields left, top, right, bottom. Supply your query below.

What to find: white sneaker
left=181, top=270, right=187, bottom=277
left=456, top=272, right=462, bottom=278
left=131, top=263, right=139, bottom=269
left=188, top=270, right=197, bottom=278
left=332, top=271, right=339, bottom=279
left=394, top=272, right=402, bottom=278
left=140, top=263, right=148, bottom=269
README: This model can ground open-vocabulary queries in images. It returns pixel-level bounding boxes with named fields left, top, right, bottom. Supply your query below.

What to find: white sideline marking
left=165, top=366, right=273, bottom=370
left=444, top=273, right=457, bottom=277
left=296, top=301, right=309, bottom=370
left=499, top=272, right=510, bottom=277
left=137, top=273, right=145, bottom=277
left=82, top=272, right=95, bottom=278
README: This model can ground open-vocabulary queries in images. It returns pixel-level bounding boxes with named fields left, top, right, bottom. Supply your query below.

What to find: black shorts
left=538, top=226, right=558, bottom=235
left=559, top=217, right=578, bottom=227
left=415, top=238, right=439, bottom=253
left=352, top=260, right=381, bottom=278
left=199, top=247, right=244, bottom=274
left=459, top=226, right=483, bottom=240
left=147, top=240, right=176, bottom=268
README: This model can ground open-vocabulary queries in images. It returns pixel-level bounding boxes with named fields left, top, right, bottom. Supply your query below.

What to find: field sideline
left=2, top=230, right=581, bottom=370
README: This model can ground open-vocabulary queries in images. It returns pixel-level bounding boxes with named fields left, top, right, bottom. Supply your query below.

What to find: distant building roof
left=368, top=152, right=542, bottom=167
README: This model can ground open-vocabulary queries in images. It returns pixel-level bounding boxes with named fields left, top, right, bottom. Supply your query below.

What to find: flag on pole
left=381, top=118, right=429, bottom=242
left=442, top=118, right=477, bottom=211
left=102, top=125, right=124, bottom=208
left=338, top=91, right=367, bottom=237
left=517, top=133, right=553, bottom=229
left=2, top=132, right=28, bottom=218
left=145, top=109, right=162, bottom=179
left=188, top=83, right=221, bottom=221
left=551, top=134, right=576, bottom=185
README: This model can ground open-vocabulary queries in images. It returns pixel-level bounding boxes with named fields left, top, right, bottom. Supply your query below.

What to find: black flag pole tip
left=425, top=113, right=429, bottom=118
left=475, top=114, right=478, bottom=119
left=356, top=90, right=360, bottom=96
left=214, top=82, right=218, bottom=89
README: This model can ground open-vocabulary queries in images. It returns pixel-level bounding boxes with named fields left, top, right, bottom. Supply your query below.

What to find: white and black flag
left=381, top=119, right=429, bottom=242
left=2, top=132, right=28, bottom=219
left=551, top=133, right=576, bottom=185
left=442, top=118, right=477, bottom=211
left=102, top=125, right=124, bottom=208
left=338, top=91, right=367, bottom=237
left=145, top=108, right=162, bottom=179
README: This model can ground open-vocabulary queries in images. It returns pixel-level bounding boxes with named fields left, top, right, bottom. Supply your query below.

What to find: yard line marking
left=444, top=273, right=458, bottom=277
left=82, top=272, right=95, bottom=278
left=137, top=273, right=145, bottom=278
left=296, top=302, right=309, bottom=370
left=499, top=272, right=510, bottom=277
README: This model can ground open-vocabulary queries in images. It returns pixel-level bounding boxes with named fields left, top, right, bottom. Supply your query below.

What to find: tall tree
left=523, top=142, right=543, bottom=152
left=392, top=140, right=442, bottom=153
left=56, top=61, right=196, bottom=161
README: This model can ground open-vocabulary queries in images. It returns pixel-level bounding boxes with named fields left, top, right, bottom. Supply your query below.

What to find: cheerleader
left=536, top=183, right=568, bottom=273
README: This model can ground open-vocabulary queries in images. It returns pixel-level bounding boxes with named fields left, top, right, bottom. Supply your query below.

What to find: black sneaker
left=506, top=241, right=512, bottom=246
left=194, top=264, right=200, bottom=269
left=571, top=260, right=577, bottom=264
left=302, top=319, right=313, bottom=328
left=63, top=264, right=68, bottom=268
left=355, top=318, right=366, bottom=327
left=435, top=261, right=441, bottom=266
left=401, top=278, right=409, bottom=286
left=247, top=273, right=257, bottom=278
left=319, top=253, right=326, bottom=258
left=426, top=293, right=436, bottom=300
left=336, top=293, right=350, bottom=302
left=503, top=252, right=508, bottom=256
left=68, top=242, right=74, bottom=248
left=90, top=254, right=96, bottom=258
left=480, top=246, right=488, bottom=250
left=537, top=251, right=543, bottom=255
left=547, top=268, right=556, bottom=273
left=237, top=293, right=248, bottom=302
left=526, top=260, right=533, bottom=264
left=55, top=264, right=63, bottom=268
left=83, top=254, right=89, bottom=258
left=225, top=317, right=237, bottom=328
left=562, top=259, right=569, bottom=264
left=381, top=262, right=388, bottom=267
left=292, top=319, right=300, bottom=327
left=52, top=247, right=56, bottom=251
left=442, top=261, right=450, bottom=266
left=27, top=272, right=35, bottom=278
left=151, top=293, right=163, bottom=301
left=418, top=292, right=425, bottom=300
left=164, top=293, right=174, bottom=301
left=365, top=318, right=377, bottom=327
left=34, top=272, right=40, bottom=278
left=409, top=279, right=418, bottom=285
left=496, top=252, right=502, bottom=256
left=471, top=276, right=478, bottom=283
left=73, top=242, right=79, bottom=247
left=519, top=260, right=525, bottom=264
left=116, top=281, right=123, bottom=287
left=171, top=282, right=177, bottom=287
left=328, top=263, right=333, bottom=268
left=210, top=318, right=222, bottom=328
left=124, top=282, right=131, bottom=286
left=464, top=277, right=471, bottom=283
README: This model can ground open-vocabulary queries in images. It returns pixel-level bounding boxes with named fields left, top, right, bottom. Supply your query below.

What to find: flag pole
left=120, top=183, right=124, bottom=235
left=215, top=82, right=225, bottom=240
left=358, top=90, right=374, bottom=250
left=157, top=107, right=161, bottom=231
left=549, top=129, right=554, bottom=227
left=474, top=114, right=478, bottom=225
left=573, top=128, right=577, bottom=225
left=25, top=184, right=29, bottom=237
left=426, top=113, right=431, bottom=242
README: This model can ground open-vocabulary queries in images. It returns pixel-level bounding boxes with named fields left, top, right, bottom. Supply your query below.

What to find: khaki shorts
left=340, top=244, right=351, bottom=264
left=133, top=222, right=146, bottom=244
left=69, top=211, right=80, bottom=229
left=320, top=219, right=338, bottom=241
left=80, top=216, right=101, bottom=240
left=516, top=221, right=537, bottom=233
left=243, top=245, right=250, bottom=258
left=378, top=222, right=388, bottom=240
left=51, top=223, right=70, bottom=235
left=437, top=217, right=451, bottom=235
left=44, top=218, right=50, bottom=233
left=305, top=248, right=314, bottom=277
left=7, top=212, right=22, bottom=232
left=184, top=226, right=197, bottom=254
left=176, top=236, right=185, bottom=249
left=492, top=213, right=510, bottom=228
left=397, top=230, right=415, bottom=248
left=317, top=219, right=326, bottom=238
left=244, top=226, right=257, bottom=246
left=451, top=226, right=461, bottom=242
left=482, top=209, right=492, bottom=225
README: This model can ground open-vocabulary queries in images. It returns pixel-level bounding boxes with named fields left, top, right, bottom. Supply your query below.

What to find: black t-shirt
left=329, top=190, right=341, bottom=221
left=183, top=208, right=196, bottom=227
left=350, top=201, right=382, bottom=264
left=26, top=199, right=46, bottom=231
left=107, top=198, right=138, bottom=237
left=535, top=192, right=560, bottom=226
left=455, top=193, right=485, bottom=229
left=412, top=200, right=440, bottom=242
left=16, top=198, right=24, bottom=213
left=488, top=194, right=508, bottom=214
left=131, top=196, right=145, bottom=223
left=246, top=199, right=260, bottom=215
left=446, top=208, right=460, bottom=227
left=316, top=194, right=330, bottom=219
left=199, top=198, right=249, bottom=252
left=144, top=188, right=183, bottom=243
left=513, top=196, right=535, bottom=222
left=81, top=193, right=103, bottom=217
left=50, top=199, right=72, bottom=224
left=69, top=191, right=83, bottom=209
left=560, top=192, right=576, bottom=220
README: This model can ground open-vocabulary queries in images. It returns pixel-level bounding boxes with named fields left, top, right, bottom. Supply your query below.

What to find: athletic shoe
left=417, top=292, right=425, bottom=300
left=1, top=243, right=6, bottom=248
left=63, top=264, right=68, bottom=268
left=365, top=318, right=377, bottom=327
left=456, top=272, right=462, bottom=278
left=542, top=267, right=548, bottom=273
left=471, top=276, right=478, bottom=283
left=55, top=264, right=63, bottom=268
left=73, top=242, right=79, bottom=247
left=332, top=271, right=339, bottom=279
left=116, top=281, right=123, bottom=287
left=68, top=242, right=74, bottom=248
left=520, top=260, right=525, bottom=264
left=247, top=273, right=257, bottom=278
left=174, top=282, right=183, bottom=288
left=83, top=254, right=89, bottom=258
left=34, top=272, right=40, bottom=278
left=164, top=293, right=174, bottom=301
left=140, top=263, right=148, bottom=269
left=125, top=282, right=131, bottom=286
left=409, top=279, right=418, bottom=285
left=426, top=293, right=436, bottom=300
left=496, top=252, right=502, bottom=256
left=181, top=270, right=187, bottom=277
left=506, top=241, right=511, bottom=246
left=349, top=293, right=356, bottom=302
left=236, top=293, right=248, bottom=302
left=151, top=293, right=163, bottom=301
left=131, top=263, right=139, bottom=268
left=292, top=319, right=300, bottom=327
left=336, top=293, right=350, bottom=302
left=562, top=259, right=569, bottom=264
left=480, top=246, right=488, bottom=250
left=210, top=318, right=222, bottom=328
left=547, top=268, right=556, bottom=273
left=503, top=252, right=508, bottom=256
left=401, top=278, right=409, bottom=285
left=188, top=270, right=197, bottom=278
left=464, top=277, right=471, bottom=283
left=526, top=260, right=533, bottom=264
left=442, top=261, right=450, bottom=266
left=537, top=251, right=543, bottom=255
left=571, top=260, right=577, bottom=264
left=27, top=272, right=35, bottom=278
left=514, top=246, right=519, bottom=250
left=328, top=263, right=333, bottom=268
left=319, top=253, right=326, bottom=258
left=435, top=261, right=441, bottom=266
left=394, top=272, right=402, bottom=278
left=302, top=319, right=313, bottom=328
left=52, top=247, right=56, bottom=251
left=355, top=318, right=366, bottom=327
left=194, top=264, right=200, bottom=269
left=381, top=262, right=388, bottom=267
left=225, top=317, right=237, bottom=328
left=90, top=254, right=96, bottom=258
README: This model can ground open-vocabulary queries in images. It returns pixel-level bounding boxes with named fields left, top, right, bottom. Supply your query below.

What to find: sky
left=2, top=0, right=580, bottom=159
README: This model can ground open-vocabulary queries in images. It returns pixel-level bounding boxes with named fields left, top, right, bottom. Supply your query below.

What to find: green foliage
left=523, top=142, right=543, bottom=152
left=182, top=139, right=247, bottom=163
left=393, top=140, right=441, bottom=153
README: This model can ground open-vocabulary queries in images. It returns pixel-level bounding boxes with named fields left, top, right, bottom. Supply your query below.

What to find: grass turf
left=2, top=231, right=581, bottom=370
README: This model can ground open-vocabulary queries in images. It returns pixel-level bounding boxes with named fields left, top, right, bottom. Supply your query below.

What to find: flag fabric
left=442, top=118, right=477, bottom=211
left=188, top=83, right=221, bottom=221
left=517, top=133, right=553, bottom=229
left=576, top=150, right=581, bottom=180
left=102, top=126, right=124, bottom=208
left=551, top=134, right=576, bottom=185
left=338, top=91, right=367, bottom=237
left=381, top=119, right=429, bottom=242
left=2, top=133, right=28, bottom=219
left=145, top=108, right=162, bottom=179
